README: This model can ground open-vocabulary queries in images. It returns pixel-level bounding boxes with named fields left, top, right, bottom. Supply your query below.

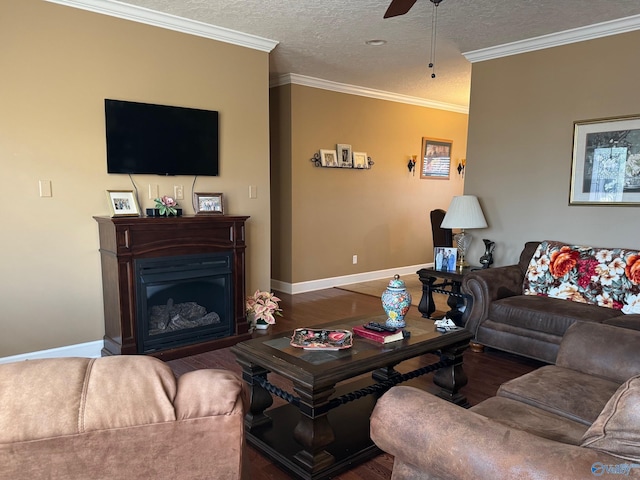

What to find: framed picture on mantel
left=106, top=190, right=140, bottom=217
left=194, top=192, right=224, bottom=215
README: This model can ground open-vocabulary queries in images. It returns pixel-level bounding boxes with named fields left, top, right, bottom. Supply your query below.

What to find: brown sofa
left=371, top=322, right=640, bottom=479
left=0, top=355, right=248, bottom=480
left=462, top=240, right=640, bottom=363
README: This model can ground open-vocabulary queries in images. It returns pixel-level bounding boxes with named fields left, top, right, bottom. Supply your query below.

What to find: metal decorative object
left=479, top=239, right=495, bottom=269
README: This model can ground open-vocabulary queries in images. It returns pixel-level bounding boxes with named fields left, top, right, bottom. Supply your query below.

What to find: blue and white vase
left=381, top=274, right=412, bottom=328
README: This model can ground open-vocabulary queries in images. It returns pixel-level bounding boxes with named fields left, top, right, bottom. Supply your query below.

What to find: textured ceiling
left=104, top=0, right=640, bottom=108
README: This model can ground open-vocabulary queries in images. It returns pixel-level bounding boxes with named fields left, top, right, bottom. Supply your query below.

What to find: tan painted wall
left=465, top=31, right=640, bottom=266
left=0, top=1, right=271, bottom=356
left=271, top=84, right=467, bottom=284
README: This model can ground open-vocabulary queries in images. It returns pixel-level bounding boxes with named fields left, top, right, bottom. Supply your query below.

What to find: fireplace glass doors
left=135, top=253, right=234, bottom=354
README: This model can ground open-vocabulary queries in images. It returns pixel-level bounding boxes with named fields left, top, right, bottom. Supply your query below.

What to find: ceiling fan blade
left=383, top=0, right=419, bottom=18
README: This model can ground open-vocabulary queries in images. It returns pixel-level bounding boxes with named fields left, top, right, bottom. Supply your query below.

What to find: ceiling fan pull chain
left=429, top=0, right=439, bottom=78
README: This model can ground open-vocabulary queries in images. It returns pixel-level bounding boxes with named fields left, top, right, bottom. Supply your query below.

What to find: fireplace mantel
left=94, top=215, right=251, bottom=360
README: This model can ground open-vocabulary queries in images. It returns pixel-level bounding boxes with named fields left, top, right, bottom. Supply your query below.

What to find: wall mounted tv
left=105, top=99, right=219, bottom=176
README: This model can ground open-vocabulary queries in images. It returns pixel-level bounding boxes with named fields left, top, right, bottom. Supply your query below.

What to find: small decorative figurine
left=479, top=239, right=495, bottom=269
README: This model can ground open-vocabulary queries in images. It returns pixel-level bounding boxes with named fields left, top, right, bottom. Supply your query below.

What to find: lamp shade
left=440, top=195, right=488, bottom=229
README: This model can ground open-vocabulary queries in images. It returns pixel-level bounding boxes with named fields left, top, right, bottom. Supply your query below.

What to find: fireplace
left=135, top=253, right=234, bottom=354
left=94, top=215, right=251, bottom=360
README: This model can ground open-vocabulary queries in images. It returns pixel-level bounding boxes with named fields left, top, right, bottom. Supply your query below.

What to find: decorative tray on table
left=290, top=328, right=353, bottom=351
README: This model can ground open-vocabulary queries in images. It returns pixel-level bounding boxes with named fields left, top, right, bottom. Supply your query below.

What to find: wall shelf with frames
left=310, top=150, right=375, bottom=169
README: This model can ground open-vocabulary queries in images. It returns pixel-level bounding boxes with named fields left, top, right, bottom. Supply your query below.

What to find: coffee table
left=231, top=314, right=472, bottom=480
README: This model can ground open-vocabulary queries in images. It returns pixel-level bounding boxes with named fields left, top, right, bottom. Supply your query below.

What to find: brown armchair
left=371, top=322, right=640, bottom=479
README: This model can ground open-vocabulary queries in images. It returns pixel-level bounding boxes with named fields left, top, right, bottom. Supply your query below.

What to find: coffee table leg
left=433, top=340, right=470, bottom=407
left=292, top=382, right=336, bottom=473
left=236, top=357, right=274, bottom=431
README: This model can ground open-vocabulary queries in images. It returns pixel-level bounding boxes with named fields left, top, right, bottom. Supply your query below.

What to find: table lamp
left=440, top=195, right=488, bottom=269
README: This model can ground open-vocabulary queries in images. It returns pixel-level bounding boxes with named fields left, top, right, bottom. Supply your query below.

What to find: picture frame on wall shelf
left=106, top=190, right=140, bottom=217
left=420, top=137, right=452, bottom=180
left=336, top=144, right=353, bottom=168
left=194, top=192, right=224, bottom=214
left=570, top=115, right=640, bottom=205
left=353, top=151, right=368, bottom=169
left=320, top=149, right=339, bottom=168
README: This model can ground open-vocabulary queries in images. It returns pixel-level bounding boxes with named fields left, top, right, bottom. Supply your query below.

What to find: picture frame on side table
left=570, top=115, right=640, bottom=205
left=434, top=247, right=457, bottom=272
left=106, top=190, right=140, bottom=217
left=353, top=152, right=368, bottom=169
left=194, top=192, right=224, bottom=214
left=420, top=137, right=452, bottom=180
left=336, top=144, right=353, bottom=168
left=320, top=149, right=339, bottom=168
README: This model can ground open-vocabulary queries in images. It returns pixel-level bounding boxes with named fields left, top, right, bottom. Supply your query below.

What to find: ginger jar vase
left=381, top=274, right=412, bottom=328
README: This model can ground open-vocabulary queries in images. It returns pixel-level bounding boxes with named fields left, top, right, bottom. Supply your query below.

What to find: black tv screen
left=105, top=99, right=219, bottom=176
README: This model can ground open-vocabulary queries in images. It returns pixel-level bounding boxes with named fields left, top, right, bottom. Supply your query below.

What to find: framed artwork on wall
left=420, top=137, right=452, bottom=180
left=353, top=152, right=368, bottom=169
left=194, top=192, right=224, bottom=214
left=320, top=149, right=339, bottom=167
left=336, top=144, right=353, bottom=168
left=570, top=115, right=640, bottom=205
left=106, top=190, right=140, bottom=217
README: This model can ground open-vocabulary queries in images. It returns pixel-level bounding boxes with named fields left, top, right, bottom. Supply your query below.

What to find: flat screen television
left=105, top=99, right=219, bottom=176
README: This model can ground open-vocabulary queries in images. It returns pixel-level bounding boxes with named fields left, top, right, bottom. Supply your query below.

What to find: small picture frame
left=353, top=151, right=368, bottom=169
left=194, top=192, right=224, bottom=215
left=320, top=149, right=339, bottom=168
left=434, top=246, right=457, bottom=272
left=106, top=190, right=140, bottom=217
left=336, top=144, right=353, bottom=168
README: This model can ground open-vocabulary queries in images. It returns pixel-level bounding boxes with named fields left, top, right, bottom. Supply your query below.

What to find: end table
left=417, top=266, right=477, bottom=326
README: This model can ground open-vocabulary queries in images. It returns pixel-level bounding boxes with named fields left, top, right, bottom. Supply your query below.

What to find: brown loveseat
left=0, top=355, right=248, bottom=480
left=462, top=240, right=640, bottom=363
left=371, top=322, right=640, bottom=479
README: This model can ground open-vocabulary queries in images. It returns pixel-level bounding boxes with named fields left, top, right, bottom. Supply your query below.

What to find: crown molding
left=271, top=74, right=469, bottom=114
left=464, top=14, right=640, bottom=63
left=44, top=0, right=279, bottom=52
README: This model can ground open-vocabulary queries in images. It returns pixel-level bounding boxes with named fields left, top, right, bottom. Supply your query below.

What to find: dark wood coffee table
left=231, top=314, right=472, bottom=480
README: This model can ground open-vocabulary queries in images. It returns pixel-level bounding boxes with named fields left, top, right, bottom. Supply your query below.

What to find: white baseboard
left=271, top=263, right=432, bottom=294
left=0, top=340, right=103, bottom=364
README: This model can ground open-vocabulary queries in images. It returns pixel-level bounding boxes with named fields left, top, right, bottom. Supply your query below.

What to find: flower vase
left=381, top=274, right=412, bottom=329
left=255, top=319, right=270, bottom=330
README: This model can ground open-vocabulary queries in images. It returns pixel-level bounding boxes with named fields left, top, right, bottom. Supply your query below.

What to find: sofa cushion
left=471, top=396, right=589, bottom=445
left=522, top=240, right=640, bottom=313
left=556, top=322, right=640, bottom=383
left=581, top=375, right=640, bottom=462
left=497, top=365, right=620, bottom=425
left=0, top=356, right=177, bottom=443
left=489, top=295, right=621, bottom=337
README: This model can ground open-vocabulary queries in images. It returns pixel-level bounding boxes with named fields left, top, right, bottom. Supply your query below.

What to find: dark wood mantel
left=94, top=215, right=251, bottom=360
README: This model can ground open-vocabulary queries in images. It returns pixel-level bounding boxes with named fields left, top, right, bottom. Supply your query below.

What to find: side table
left=417, top=266, right=478, bottom=326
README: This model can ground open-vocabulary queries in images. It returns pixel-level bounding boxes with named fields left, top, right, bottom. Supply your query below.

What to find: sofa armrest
left=462, top=265, right=523, bottom=336
left=371, top=386, right=613, bottom=480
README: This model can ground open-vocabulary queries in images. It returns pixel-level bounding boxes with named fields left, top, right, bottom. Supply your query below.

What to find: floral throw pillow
left=522, top=240, right=640, bottom=313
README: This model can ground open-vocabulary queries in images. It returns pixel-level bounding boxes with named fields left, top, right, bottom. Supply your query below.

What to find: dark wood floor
left=167, top=287, right=544, bottom=480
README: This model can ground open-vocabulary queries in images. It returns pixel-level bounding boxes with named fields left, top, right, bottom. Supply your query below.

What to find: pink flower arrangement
left=246, top=290, right=282, bottom=325
left=154, top=195, right=178, bottom=216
